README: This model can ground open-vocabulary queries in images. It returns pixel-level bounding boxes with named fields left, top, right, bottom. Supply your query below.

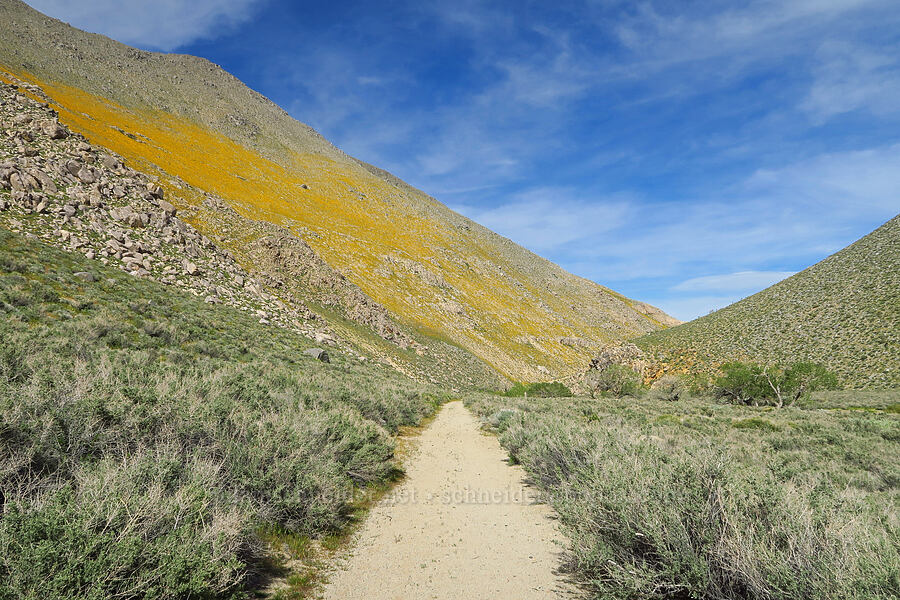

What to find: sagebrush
left=0, top=228, right=445, bottom=599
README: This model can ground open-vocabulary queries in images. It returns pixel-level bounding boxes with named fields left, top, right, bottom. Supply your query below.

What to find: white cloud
left=613, top=0, right=888, bottom=63
left=672, top=271, right=795, bottom=293
left=640, top=295, right=748, bottom=322
left=451, top=188, right=632, bottom=253
left=801, top=42, right=900, bottom=122
left=744, top=142, right=900, bottom=213
left=26, top=0, right=265, bottom=51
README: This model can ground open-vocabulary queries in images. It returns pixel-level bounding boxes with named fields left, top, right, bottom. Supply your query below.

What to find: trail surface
left=320, top=401, right=581, bottom=599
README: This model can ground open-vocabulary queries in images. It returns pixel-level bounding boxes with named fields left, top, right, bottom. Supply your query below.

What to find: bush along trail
left=0, top=227, right=448, bottom=599
left=465, top=392, right=900, bottom=600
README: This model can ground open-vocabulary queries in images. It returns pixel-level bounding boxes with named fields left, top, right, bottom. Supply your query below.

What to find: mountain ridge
left=0, top=0, right=678, bottom=382
left=634, top=214, right=900, bottom=388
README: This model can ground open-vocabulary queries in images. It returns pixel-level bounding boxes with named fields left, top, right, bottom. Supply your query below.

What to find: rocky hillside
left=634, top=215, right=900, bottom=388
left=0, top=75, right=502, bottom=389
left=0, top=0, right=676, bottom=383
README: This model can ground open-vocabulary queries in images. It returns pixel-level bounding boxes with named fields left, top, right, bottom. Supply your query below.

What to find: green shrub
left=715, top=361, right=839, bottom=407
left=0, top=453, right=249, bottom=600
left=714, top=361, right=771, bottom=404
left=465, top=392, right=900, bottom=600
left=783, top=361, right=840, bottom=402
left=503, top=381, right=572, bottom=398
left=487, top=409, right=520, bottom=432
left=586, top=364, right=643, bottom=398
left=0, top=229, right=444, bottom=599
left=648, top=375, right=687, bottom=401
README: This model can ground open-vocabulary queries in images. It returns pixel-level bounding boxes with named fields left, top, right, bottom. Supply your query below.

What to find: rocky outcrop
left=630, top=301, right=682, bottom=327
left=192, top=194, right=419, bottom=351
left=0, top=77, right=317, bottom=337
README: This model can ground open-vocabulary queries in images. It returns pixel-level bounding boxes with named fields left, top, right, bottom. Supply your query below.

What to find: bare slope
left=0, top=0, right=676, bottom=381
left=321, top=402, right=582, bottom=600
left=635, top=215, right=900, bottom=388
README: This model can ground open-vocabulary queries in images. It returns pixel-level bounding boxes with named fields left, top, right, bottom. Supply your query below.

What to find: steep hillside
left=0, top=0, right=675, bottom=382
left=0, top=75, right=502, bottom=389
left=635, top=215, right=900, bottom=388
left=0, top=222, right=450, bottom=598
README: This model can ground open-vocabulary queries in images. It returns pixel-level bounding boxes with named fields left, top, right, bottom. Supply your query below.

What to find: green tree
left=586, top=364, right=643, bottom=398
left=782, top=361, right=839, bottom=404
left=715, top=361, right=839, bottom=407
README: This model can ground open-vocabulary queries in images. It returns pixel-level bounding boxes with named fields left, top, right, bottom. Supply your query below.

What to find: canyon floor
left=319, top=401, right=583, bottom=600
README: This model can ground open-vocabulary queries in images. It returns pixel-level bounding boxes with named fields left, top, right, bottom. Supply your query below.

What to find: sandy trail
left=320, top=401, right=581, bottom=600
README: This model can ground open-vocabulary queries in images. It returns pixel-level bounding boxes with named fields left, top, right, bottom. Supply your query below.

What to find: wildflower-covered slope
left=0, top=0, right=676, bottom=382
left=635, top=215, right=900, bottom=388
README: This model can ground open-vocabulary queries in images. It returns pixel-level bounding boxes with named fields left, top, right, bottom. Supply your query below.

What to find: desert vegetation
left=467, top=387, right=899, bottom=599
left=714, top=361, right=839, bottom=407
left=636, top=215, right=899, bottom=389
left=0, top=228, right=445, bottom=599
left=503, top=381, right=572, bottom=398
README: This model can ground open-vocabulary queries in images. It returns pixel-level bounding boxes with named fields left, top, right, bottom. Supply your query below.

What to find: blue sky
left=28, top=0, right=900, bottom=320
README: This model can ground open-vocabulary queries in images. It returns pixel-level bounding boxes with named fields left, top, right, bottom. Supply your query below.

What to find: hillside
left=0, top=221, right=451, bottom=597
left=635, top=215, right=900, bottom=388
left=0, top=0, right=677, bottom=383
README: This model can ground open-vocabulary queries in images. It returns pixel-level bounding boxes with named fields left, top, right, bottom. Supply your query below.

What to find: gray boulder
left=41, top=119, right=68, bottom=139
left=303, top=348, right=330, bottom=363
left=73, top=271, right=97, bottom=282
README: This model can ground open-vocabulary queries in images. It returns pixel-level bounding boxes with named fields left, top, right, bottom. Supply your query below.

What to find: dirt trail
left=320, top=401, right=581, bottom=599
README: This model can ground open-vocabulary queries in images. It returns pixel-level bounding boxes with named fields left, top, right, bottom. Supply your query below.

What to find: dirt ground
left=319, top=401, right=582, bottom=599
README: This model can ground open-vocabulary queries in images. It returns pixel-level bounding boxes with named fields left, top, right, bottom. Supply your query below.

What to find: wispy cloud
left=672, top=271, right=795, bottom=293
left=26, top=0, right=266, bottom=51
left=450, top=188, right=632, bottom=253
left=29, top=0, right=900, bottom=322
left=801, top=42, right=900, bottom=122
left=743, top=142, right=900, bottom=214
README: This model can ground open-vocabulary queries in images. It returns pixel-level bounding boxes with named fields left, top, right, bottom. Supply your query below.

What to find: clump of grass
left=732, top=416, right=781, bottom=431
left=585, top=363, right=644, bottom=398
left=648, top=374, right=688, bottom=401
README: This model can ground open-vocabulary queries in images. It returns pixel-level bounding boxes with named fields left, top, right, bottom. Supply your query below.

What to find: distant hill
left=0, top=0, right=676, bottom=384
left=635, top=215, right=900, bottom=388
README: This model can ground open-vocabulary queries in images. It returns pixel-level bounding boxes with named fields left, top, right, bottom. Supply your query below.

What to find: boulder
left=76, top=167, right=96, bottom=184
left=41, top=120, right=68, bottom=139
left=9, top=172, right=24, bottom=192
left=314, top=332, right=337, bottom=346
left=157, top=199, right=177, bottom=216
left=64, top=160, right=82, bottom=176
left=73, top=271, right=97, bottom=283
left=182, top=259, right=199, bottom=276
left=109, top=206, right=148, bottom=228
left=304, top=348, right=330, bottom=363
left=31, top=170, right=57, bottom=193
left=146, top=184, right=164, bottom=199
left=101, top=155, right=120, bottom=169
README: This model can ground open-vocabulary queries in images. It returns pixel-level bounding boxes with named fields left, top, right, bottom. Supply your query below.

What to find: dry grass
left=466, top=391, right=900, bottom=599
left=0, top=227, right=447, bottom=599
